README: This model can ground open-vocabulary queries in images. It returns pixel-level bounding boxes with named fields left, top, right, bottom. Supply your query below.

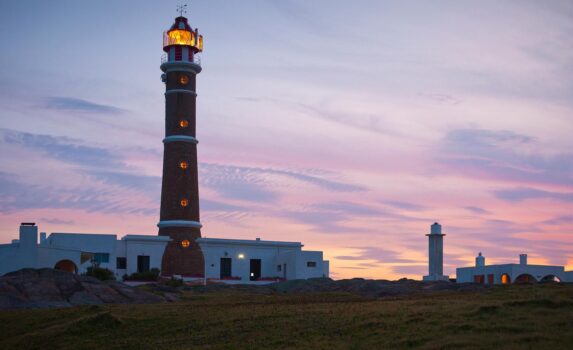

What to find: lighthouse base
left=423, top=274, right=450, bottom=282
left=159, top=227, right=204, bottom=277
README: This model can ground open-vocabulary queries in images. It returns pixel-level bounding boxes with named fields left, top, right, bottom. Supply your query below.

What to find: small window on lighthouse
left=179, top=74, right=189, bottom=85
left=180, top=161, right=188, bottom=169
left=180, top=199, right=189, bottom=207
left=179, top=119, right=189, bottom=128
left=181, top=240, right=190, bottom=248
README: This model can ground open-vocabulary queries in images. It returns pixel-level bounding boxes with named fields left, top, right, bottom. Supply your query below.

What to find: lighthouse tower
left=157, top=11, right=205, bottom=276
left=423, top=222, right=450, bottom=282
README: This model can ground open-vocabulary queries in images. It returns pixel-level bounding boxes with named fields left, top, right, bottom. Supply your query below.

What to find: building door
left=220, top=258, right=232, bottom=278
left=250, top=259, right=261, bottom=281
left=137, top=255, right=150, bottom=273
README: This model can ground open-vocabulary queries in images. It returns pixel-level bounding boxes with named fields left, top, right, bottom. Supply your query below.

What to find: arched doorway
left=54, top=260, right=77, bottom=274
left=514, top=274, right=536, bottom=284
left=501, top=273, right=511, bottom=284
left=540, top=275, right=561, bottom=283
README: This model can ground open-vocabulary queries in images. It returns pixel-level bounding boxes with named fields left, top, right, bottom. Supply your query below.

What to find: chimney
left=40, top=232, right=47, bottom=244
left=519, top=254, right=527, bottom=265
left=19, top=222, right=38, bottom=248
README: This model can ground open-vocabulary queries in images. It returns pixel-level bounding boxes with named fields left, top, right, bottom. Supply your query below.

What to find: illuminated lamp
left=180, top=199, right=189, bottom=207
left=181, top=240, right=190, bottom=248
left=179, top=119, right=189, bottom=128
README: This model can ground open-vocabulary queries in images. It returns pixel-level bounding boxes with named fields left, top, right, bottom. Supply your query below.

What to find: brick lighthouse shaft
left=158, top=16, right=205, bottom=276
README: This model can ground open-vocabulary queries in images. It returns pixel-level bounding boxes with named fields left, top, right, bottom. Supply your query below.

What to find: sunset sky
left=0, top=1, right=572, bottom=279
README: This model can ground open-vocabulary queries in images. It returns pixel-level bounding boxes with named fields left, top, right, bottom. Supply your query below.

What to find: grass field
left=1, top=283, right=573, bottom=349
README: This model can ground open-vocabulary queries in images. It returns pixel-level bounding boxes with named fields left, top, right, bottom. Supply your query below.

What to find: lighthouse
left=157, top=10, right=205, bottom=276
left=423, top=222, right=450, bottom=281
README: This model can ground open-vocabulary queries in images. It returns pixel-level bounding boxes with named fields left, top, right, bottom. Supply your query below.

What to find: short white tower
left=423, top=222, right=449, bottom=281
left=476, top=252, right=485, bottom=267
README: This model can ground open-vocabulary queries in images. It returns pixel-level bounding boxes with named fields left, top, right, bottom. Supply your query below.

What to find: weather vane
left=177, top=4, right=187, bottom=17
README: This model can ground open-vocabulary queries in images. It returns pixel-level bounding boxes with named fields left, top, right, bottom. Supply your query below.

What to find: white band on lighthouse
left=165, top=89, right=197, bottom=96
left=163, top=135, right=199, bottom=144
left=157, top=220, right=203, bottom=229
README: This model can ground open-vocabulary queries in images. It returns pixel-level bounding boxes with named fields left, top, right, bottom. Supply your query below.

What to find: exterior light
left=179, top=161, right=188, bottom=169
left=164, top=29, right=195, bottom=48
left=180, top=199, right=189, bottom=207
left=181, top=240, right=190, bottom=248
left=179, top=75, right=189, bottom=85
left=238, top=253, right=245, bottom=259
left=179, top=119, right=189, bottom=128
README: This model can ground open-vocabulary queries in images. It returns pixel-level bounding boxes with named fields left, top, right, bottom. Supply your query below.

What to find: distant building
left=0, top=223, right=169, bottom=278
left=456, top=252, right=569, bottom=284
left=197, top=238, right=329, bottom=283
left=423, top=222, right=449, bottom=281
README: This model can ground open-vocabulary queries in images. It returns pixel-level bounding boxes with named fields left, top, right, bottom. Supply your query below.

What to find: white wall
left=198, top=239, right=329, bottom=283
left=200, top=243, right=299, bottom=281
left=0, top=225, right=168, bottom=278
left=123, top=236, right=169, bottom=276
left=456, top=264, right=565, bottom=284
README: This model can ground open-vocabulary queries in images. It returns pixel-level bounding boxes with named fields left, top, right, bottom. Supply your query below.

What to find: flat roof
left=122, top=235, right=171, bottom=242
left=457, top=263, right=564, bottom=270
left=196, top=237, right=303, bottom=248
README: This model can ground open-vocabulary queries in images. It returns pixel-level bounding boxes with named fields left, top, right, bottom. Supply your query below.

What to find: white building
left=197, top=237, right=329, bottom=283
left=0, top=223, right=169, bottom=278
left=456, top=252, right=568, bottom=284
left=1, top=223, right=330, bottom=284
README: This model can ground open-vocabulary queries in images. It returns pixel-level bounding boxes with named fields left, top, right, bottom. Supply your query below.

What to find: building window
left=93, top=253, right=109, bottom=264
left=307, top=261, right=317, bottom=268
left=180, top=161, right=188, bottom=169
left=116, top=257, right=127, bottom=269
left=180, top=198, right=188, bottom=207
left=179, top=74, right=189, bottom=85
left=181, top=239, right=190, bottom=248
left=180, top=119, right=189, bottom=128
left=501, top=274, right=511, bottom=284
left=277, top=265, right=282, bottom=272
left=474, top=275, right=485, bottom=284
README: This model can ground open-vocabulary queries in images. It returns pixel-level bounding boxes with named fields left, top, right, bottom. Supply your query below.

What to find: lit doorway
left=250, top=259, right=261, bottom=281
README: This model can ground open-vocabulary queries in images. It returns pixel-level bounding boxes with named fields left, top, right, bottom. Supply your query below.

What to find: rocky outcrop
left=0, top=268, right=164, bottom=309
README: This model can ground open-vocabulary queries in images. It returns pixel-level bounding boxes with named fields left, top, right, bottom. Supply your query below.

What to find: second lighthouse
left=158, top=14, right=205, bottom=276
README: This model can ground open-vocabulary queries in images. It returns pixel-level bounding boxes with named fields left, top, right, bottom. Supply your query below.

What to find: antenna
left=177, top=4, right=188, bottom=17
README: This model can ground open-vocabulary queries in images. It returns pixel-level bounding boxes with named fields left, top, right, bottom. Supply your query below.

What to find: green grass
left=1, top=284, right=573, bottom=349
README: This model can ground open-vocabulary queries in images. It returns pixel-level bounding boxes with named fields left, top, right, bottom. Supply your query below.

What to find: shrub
left=84, top=267, right=116, bottom=281
left=124, top=268, right=160, bottom=281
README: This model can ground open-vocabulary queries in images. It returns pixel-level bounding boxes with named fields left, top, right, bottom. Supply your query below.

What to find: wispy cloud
left=439, top=128, right=573, bottom=187
left=39, top=218, right=75, bottom=225
left=464, top=206, right=492, bottom=215
left=200, top=163, right=365, bottom=203
left=1, top=128, right=122, bottom=169
left=43, top=97, right=126, bottom=115
left=336, top=246, right=418, bottom=265
left=494, top=187, right=573, bottom=202
left=542, top=215, right=573, bottom=225
left=384, top=201, right=427, bottom=212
